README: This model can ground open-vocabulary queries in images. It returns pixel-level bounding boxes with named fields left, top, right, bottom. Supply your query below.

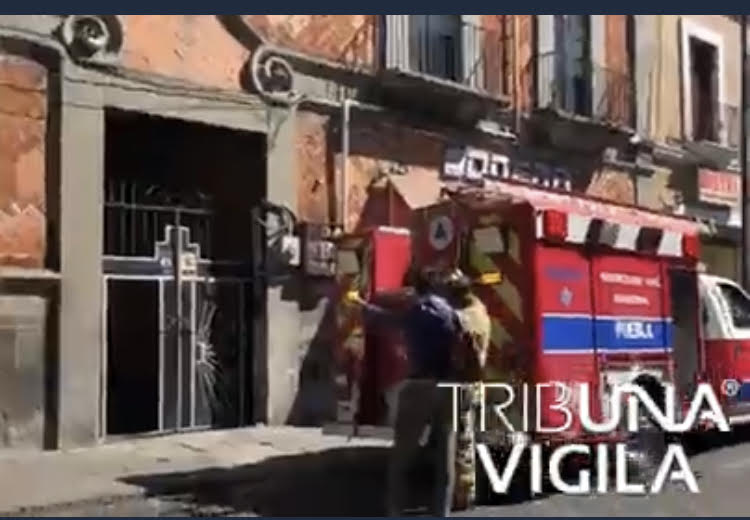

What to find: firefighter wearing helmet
left=443, top=268, right=491, bottom=510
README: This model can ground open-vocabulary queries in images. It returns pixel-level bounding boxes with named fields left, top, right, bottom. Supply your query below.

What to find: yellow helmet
left=445, top=268, right=471, bottom=289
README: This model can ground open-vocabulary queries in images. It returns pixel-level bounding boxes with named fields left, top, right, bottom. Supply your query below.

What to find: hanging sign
left=698, top=168, right=740, bottom=207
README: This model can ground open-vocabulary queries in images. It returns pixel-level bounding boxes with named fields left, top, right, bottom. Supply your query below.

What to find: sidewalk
left=0, top=426, right=391, bottom=515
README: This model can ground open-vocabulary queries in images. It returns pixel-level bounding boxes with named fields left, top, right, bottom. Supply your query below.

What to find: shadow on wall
left=281, top=276, right=339, bottom=427
left=120, top=446, right=389, bottom=517
left=259, top=188, right=339, bottom=427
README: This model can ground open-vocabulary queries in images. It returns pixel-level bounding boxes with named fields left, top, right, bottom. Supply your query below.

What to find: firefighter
left=443, top=268, right=491, bottom=511
left=346, top=267, right=461, bottom=517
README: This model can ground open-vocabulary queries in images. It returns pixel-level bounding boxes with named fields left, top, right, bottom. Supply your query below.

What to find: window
left=689, top=37, right=719, bottom=142
left=554, top=15, right=591, bottom=116
left=718, top=283, right=750, bottom=329
left=382, top=15, right=491, bottom=92
left=680, top=19, right=725, bottom=145
left=408, top=15, right=462, bottom=81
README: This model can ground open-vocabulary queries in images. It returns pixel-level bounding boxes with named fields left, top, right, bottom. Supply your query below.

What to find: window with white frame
left=680, top=19, right=726, bottom=145
left=408, top=15, right=462, bottom=81
left=554, top=15, right=591, bottom=116
left=382, top=15, right=484, bottom=88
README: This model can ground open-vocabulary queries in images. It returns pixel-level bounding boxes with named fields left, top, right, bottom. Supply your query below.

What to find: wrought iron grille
left=104, top=178, right=223, bottom=259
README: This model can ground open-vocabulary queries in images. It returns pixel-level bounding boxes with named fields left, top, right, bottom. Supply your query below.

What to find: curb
left=0, top=491, right=147, bottom=517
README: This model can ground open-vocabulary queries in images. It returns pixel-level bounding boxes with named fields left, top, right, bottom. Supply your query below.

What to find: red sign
left=698, top=168, right=740, bottom=206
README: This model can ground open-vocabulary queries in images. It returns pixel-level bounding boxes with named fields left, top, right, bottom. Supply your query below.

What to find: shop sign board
left=442, top=145, right=572, bottom=191
left=698, top=168, right=740, bottom=207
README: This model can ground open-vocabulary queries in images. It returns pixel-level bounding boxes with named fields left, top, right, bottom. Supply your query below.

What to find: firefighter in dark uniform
left=348, top=267, right=461, bottom=516
left=444, top=269, right=491, bottom=510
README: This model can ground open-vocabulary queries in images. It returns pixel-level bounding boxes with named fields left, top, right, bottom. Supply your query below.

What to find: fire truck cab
left=698, top=274, right=750, bottom=426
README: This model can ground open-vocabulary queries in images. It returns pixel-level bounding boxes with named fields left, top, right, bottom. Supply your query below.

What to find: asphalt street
left=460, top=430, right=750, bottom=517
left=10, top=431, right=750, bottom=517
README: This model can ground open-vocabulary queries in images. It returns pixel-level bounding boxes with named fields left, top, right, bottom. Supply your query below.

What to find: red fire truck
left=333, top=179, right=750, bottom=445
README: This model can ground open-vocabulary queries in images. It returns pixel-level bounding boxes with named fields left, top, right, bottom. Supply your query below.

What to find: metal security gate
left=102, top=179, right=254, bottom=435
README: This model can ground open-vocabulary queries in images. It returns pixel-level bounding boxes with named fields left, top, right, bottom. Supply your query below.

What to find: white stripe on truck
left=537, top=210, right=686, bottom=258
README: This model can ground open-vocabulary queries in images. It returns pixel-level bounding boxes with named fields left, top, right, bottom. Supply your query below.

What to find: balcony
left=683, top=103, right=740, bottom=171
left=691, top=102, right=740, bottom=149
left=379, top=15, right=511, bottom=124
left=723, top=104, right=740, bottom=149
left=532, top=51, right=634, bottom=129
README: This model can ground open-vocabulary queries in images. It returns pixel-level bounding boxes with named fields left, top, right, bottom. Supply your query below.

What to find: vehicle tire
left=474, top=448, right=491, bottom=505
left=732, top=423, right=750, bottom=444
left=686, top=428, right=724, bottom=454
left=507, top=453, right=532, bottom=504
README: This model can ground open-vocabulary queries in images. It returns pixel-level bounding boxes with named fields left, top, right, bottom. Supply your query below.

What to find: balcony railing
left=532, top=51, right=634, bottom=128
left=692, top=103, right=740, bottom=149
left=382, top=16, right=511, bottom=99
left=723, top=104, right=740, bottom=149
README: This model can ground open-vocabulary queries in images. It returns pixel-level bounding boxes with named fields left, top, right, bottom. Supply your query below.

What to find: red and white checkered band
left=535, top=211, right=687, bottom=257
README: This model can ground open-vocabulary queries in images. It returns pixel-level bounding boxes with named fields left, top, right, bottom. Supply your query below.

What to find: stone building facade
left=0, top=15, right=744, bottom=450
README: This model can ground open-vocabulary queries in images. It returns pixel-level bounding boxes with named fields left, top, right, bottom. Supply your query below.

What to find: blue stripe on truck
left=593, top=318, right=672, bottom=351
left=542, top=315, right=672, bottom=353
left=541, top=316, right=594, bottom=352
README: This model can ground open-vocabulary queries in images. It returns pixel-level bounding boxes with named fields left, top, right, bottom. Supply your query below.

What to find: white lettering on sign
left=615, top=321, right=656, bottom=340
left=443, top=147, right=511, bottom=180
left=600, top=272, right=643, bottom=286
left=613, top=294, right=650, bottom=306
left=600, top=272, right=661, bottom=289
left=699, top=168, right=741, bottom=207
